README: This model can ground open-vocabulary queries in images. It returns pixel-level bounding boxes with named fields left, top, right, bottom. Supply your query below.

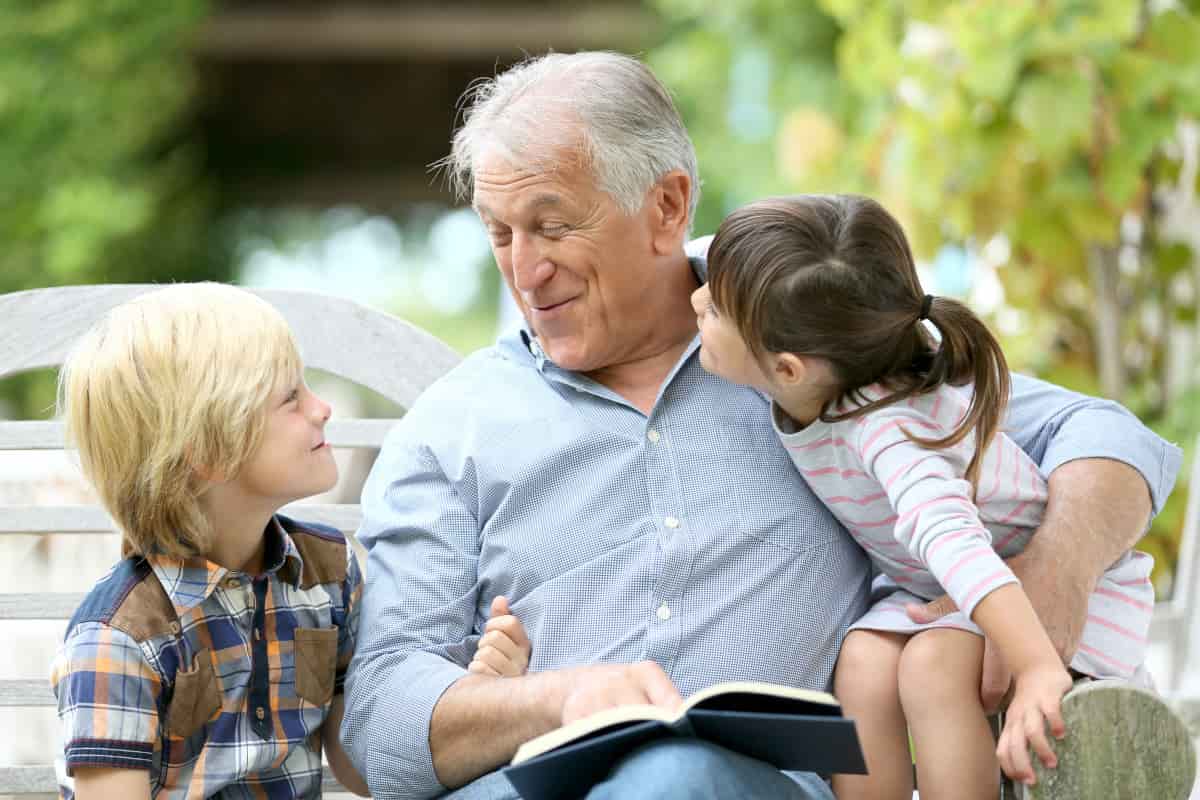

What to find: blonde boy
left=50, top=283, right=369, bottom=799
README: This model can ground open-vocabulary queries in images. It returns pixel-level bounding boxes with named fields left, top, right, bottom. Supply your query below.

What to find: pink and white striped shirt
left=775, top=381, right=1154, bottom=679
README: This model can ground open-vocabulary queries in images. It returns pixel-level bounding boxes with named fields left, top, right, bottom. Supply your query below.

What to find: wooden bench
left=0, top=284, right=461, bottom=798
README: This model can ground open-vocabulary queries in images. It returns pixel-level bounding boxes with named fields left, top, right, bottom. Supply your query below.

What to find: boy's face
left=233, top=377, right=337, bottom=506
left=690, top=283, right=774, bottom=392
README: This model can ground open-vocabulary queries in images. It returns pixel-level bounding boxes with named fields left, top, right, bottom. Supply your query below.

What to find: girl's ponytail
left=910, top=296, right=1011, bottom=490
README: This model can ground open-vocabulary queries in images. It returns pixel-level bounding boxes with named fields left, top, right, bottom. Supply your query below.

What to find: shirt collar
left=146, top=516, right=305, bottom=616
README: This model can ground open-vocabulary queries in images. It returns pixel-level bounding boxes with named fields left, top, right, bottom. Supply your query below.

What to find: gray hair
left=443, top=51, right=701, bottom=224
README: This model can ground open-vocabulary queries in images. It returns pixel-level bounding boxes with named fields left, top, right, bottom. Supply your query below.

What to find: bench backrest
left=0, top=284, right=462, bottom=797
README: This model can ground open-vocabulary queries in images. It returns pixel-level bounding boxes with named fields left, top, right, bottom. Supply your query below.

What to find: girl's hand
left=996, top=663, right=1073, bottom=785
left=468, top=595, right=532, bottom=677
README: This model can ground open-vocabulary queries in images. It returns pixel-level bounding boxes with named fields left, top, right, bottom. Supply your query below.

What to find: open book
left=504, top=681, right=865, bottom=800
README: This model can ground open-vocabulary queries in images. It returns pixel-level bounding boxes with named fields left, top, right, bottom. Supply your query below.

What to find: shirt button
left=255, top=706, right=266, bottom=720
left=647, top=429, right=661, bottom=443
left=253, top=628, right=261, bottom=641
left=664, top=516, right=680, bottom=529
left=656, top=603, right=671, bottom=621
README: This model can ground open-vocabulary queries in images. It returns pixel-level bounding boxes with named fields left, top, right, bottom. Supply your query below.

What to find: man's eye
left=540, top=224, right=568, bottom=237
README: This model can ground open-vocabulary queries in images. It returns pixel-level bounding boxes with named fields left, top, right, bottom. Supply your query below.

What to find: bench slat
left=0, top=764, right=351, bottom=795
left=0, top=421, right=60, bottom=450
left=0, top=593, right=84, bottom=619
left=0, top=679, right=54, bottom=707
left=0, top=504, right=362, bottom=534
left=0, top=419, right=399, bottom=450
left=0, top=766, right=56, bottom=796
left=1151, top=605, right=1182, bottom=641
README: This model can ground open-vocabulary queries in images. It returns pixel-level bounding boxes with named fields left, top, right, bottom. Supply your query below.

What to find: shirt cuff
left=1038, top=407, right=1183, bottom=516
left=64, top=738, right=154, bottom=775
left=367, top=651, right=466, bottom=799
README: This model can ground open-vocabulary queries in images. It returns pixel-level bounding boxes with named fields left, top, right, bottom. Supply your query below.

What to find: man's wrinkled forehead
left=471, top=151, right=588, bottom=221
left=474, top=191, right=570, bottom=224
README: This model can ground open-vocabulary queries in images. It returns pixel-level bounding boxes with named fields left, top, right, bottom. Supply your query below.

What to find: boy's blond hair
left=58, top=283, right=303, bottom=558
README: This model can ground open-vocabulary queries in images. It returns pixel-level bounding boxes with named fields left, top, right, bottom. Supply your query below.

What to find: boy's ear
left=189, top=454, right=227, bottom=485
left=191, top=464, right=224, bottom=485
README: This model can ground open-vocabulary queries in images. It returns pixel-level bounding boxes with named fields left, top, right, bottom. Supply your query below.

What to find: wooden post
left=1019, top=681, right=1196, bottom=800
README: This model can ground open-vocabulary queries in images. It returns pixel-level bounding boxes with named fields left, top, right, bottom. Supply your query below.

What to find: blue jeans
left=441, top=739, right=835, bottom=799
left=587, top=740, right=834, bottom=799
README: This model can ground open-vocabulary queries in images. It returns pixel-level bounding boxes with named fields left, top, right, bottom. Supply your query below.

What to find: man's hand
left=430, top=659, right=682, bottom=787
left=907, top=546, right=1091, bottom=713
left=560, top=661, right=684, bottom=724
left=908, top=459, right=1152, bottom=713
left=907, top=597, right=1014, bottom=713
left=468, top=596, right=532, bottom=677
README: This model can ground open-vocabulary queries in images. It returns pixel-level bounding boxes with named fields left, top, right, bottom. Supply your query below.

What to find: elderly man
left=341, top=52, right=1179, bottom=799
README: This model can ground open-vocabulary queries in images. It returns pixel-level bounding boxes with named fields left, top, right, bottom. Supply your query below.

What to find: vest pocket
left=294, top=626, right=338, bottom=706
left=167, top=650, right=222, bottom=738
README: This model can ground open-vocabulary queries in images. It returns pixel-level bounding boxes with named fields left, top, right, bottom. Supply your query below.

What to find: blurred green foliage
left=0, top=0, right=227, bottom=417
left=650, top=0, right=1200, bottom=593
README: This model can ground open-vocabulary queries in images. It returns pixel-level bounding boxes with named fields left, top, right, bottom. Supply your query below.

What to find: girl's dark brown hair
left=707, top=194, right=1010, bottom=487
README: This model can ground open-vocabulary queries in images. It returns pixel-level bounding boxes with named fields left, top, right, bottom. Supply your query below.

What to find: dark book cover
left=503, top=709, right=865, bottom=800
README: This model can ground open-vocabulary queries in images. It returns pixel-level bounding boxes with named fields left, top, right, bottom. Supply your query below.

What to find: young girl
left=690, top=195, right=1154, bottom=800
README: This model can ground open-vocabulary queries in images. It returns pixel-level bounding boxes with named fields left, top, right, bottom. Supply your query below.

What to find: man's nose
left=511, top=231, right=554, bottom=292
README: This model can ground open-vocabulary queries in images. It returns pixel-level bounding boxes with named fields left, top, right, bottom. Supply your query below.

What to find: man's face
left=690, top=283, right=774, bottom=392
left=473, top=151, right=661, bottom=374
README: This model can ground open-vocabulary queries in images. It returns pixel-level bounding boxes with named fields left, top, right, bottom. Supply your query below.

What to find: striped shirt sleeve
left=857, top=406, right=1018, bottom=620
left=50, top=620, right=162, bottom=776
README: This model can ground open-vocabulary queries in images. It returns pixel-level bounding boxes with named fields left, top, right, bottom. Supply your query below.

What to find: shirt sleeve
left=340, top=428, right=480, bottom=800
left=334, top=544, right=363, bottom=695
left=50, top=620, right=162, bottom=776
left=857, top=408, right=1018, bottom=620
left=1006, top=373, right=1182, bottom=515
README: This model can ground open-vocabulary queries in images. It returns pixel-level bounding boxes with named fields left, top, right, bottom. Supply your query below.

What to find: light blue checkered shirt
left=343, top=285, right=1180, bottom=800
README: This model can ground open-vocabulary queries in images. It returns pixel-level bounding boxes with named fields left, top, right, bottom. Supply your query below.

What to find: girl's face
left=690, top=283, right=775, bottom=393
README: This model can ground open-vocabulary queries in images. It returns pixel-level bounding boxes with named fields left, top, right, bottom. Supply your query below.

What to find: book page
left=511, top=703, right=676, bottom=765
left=511, top=681, right=841, bottom=766
left=683, top=681, right=840, bottom=714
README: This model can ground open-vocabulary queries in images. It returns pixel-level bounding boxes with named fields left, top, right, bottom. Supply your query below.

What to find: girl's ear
left=772, top=353, right=808, bottom=386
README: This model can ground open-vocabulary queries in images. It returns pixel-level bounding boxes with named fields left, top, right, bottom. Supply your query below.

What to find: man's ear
left=649, top=170, right=691, bottom=256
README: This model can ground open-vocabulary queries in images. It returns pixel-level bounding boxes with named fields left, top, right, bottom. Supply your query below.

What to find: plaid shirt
left=51, top=515, right=361, bottom=799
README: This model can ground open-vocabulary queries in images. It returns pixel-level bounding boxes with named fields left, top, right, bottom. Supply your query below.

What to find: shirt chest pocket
left=167, top=650, right=223, bottom=739
left=294, top=627, right=338, bottom=706
left=687, top=414, right=842, bottom=554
